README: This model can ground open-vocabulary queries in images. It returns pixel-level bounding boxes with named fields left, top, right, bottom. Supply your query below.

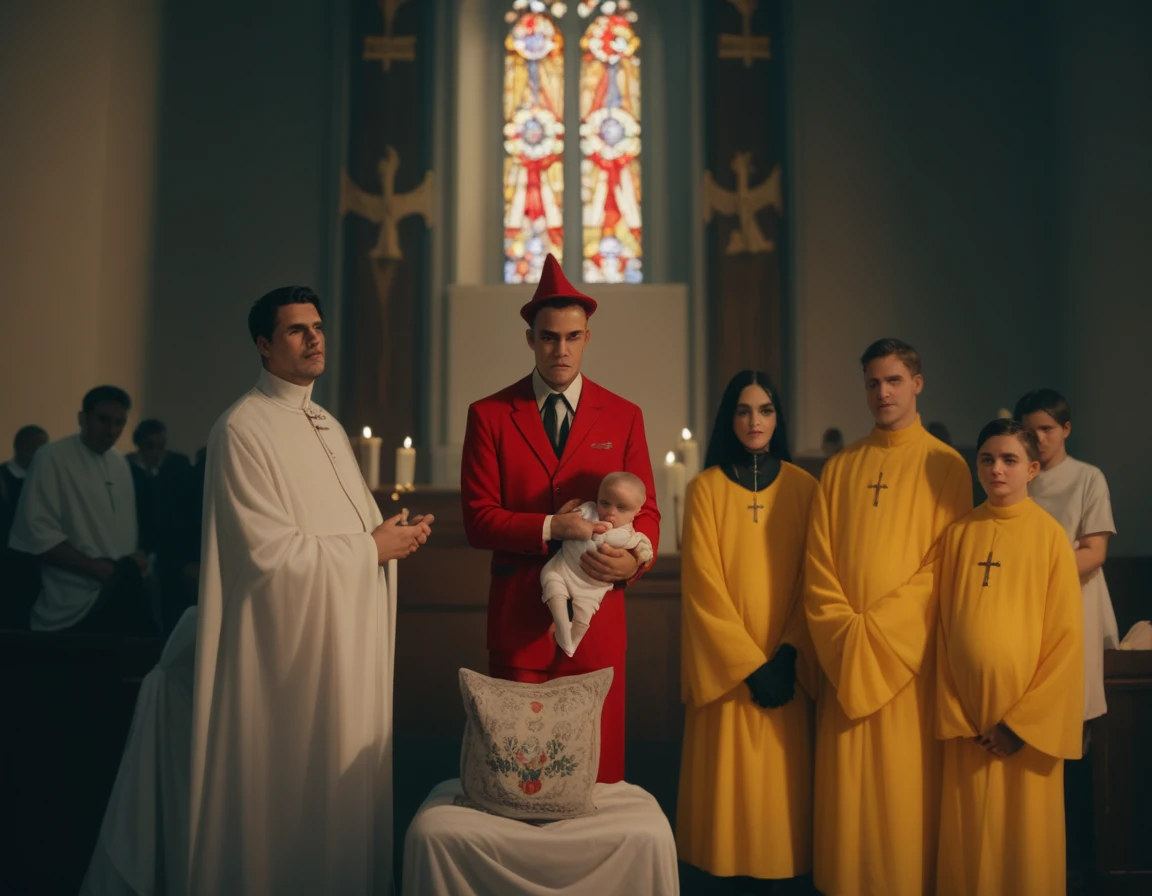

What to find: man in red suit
left=461, top=254, right=660, bottom=783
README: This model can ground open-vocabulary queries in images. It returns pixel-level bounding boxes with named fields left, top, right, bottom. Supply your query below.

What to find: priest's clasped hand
left=372, top=512, right=434, bottom=564
left=745, top=644, right=798, bottom=708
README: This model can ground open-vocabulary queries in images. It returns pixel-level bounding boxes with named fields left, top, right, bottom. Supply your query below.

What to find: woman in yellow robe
left=935, top=419, right=1083, bottom=896
left=676, top=370, right=819, bottom=886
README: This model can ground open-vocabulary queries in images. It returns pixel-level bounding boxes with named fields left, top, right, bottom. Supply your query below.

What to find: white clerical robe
left=8, top=433, right=138, bottom=630
left=1030, top=455, right=1119, bottom=720
left=188, top=369, right=394, bottom=896
left=81, top=606, right=198, bottom=896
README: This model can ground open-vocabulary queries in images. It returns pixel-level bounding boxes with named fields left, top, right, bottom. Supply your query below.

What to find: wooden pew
left=1093, top=556, right=1152, bottom=894
left=0, top=630, right=162, bottom=896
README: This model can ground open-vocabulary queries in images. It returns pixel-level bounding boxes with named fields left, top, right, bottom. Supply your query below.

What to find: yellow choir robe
left=935, top=498, right=1083, bottom=896
left=676, top=463, right=819, bottom=880
left=805, top=418, right=973, bottom=896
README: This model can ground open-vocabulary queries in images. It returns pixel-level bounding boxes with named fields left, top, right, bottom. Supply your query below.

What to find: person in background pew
left=927, top=420, right=953, bottom=446
left=0, top=424, right=49, bottom=628
left=676, top=370, right=819, bottom=894
left=8, top=386, right=155, bottom=635
left=0, top=425, right=48, bottom=523
left=128, top=418, right=199, bottom=637
left=1014, top=387, right=1118, bottom=881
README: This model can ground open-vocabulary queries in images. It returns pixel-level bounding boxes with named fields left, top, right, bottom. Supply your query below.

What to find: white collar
left=256, top=367, right=315, bottom=410
left=5, top=459, right=28, bottom=480
left=532, top=368, right=583, bottom=413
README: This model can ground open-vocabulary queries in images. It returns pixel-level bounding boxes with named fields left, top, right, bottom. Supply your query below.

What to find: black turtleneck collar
left=720, top=451, right=782, bottom=492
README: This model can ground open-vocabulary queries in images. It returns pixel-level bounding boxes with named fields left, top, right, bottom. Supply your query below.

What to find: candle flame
left=681, top=428, right=692, bottom=440
left=665, top=451, right=676, bottom=465
left=403, top=437, right=413, bottom=449
left=362, top=427, right=372, bottom=439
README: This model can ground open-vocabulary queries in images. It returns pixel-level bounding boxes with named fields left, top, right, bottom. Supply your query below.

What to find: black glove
left=745, top=644, right=798, bottom=709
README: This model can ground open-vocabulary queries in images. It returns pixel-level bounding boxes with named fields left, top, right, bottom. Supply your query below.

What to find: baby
left=541, top=471, right=654, bottom=657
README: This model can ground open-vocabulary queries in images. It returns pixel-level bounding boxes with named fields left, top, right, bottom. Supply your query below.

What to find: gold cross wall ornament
left=364, top=0, right=417, bottom=72
left=340, top=146, right=434, bottom=261
left=702, top=153, right=782, bottom=255
left=718, top=0, right=770, bottom=68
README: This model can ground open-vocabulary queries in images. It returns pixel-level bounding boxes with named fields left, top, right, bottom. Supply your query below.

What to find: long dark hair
left=704, top=370, right=792, bottom=468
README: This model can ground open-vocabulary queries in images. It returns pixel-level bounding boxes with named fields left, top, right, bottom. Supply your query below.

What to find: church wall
left=0, top=0, right=159, bottom=451
left=143, top=0, right=340, bottom=455
left=1052, top=0, right=1152, bottom=555
left=788, top=2, right=1064, bottom=454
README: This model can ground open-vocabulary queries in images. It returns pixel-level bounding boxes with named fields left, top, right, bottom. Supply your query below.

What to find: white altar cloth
left=402, top=778, right=679, bottom=896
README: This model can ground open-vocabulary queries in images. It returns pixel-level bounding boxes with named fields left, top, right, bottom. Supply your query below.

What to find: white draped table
left=403, top=778, right=680, bottom=896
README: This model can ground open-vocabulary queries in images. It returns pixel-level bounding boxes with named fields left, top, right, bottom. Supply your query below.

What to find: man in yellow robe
left=935, top=419, right=1083, bottom=896
left=805, top=339, right=972, bottom=896
left=677, top=371, right=819, bottom=885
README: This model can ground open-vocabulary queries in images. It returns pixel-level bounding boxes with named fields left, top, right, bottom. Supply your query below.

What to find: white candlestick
left=359, top=426, right=381, bottom=490
left=677, top=427, right=700, bottom=481
left=395, top=436, right=416, bottom=489
left=664, top=450, right=686, bottom=548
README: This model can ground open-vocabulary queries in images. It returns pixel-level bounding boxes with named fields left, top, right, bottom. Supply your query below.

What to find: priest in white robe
left=189, top=286, right=433, bottom=896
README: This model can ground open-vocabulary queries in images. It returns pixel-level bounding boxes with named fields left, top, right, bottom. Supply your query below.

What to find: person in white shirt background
left=1015, top=387, right=1118, bottom=882
left=9, top=387, right=152, bottom=634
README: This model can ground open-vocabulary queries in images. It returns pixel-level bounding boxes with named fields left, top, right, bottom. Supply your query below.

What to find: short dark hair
left=13, top=425, right=47, bottom=452
left=1013, top=388, right=1071, bottom=426
left=82, top=385, right=131, bottom=414
left=529, top=298, right=591, bottom=330
left=704, top=370, right=792, bottom=469
left=248, top=286, right=323, bottom=344
left=976, top=418, right=1040, bottom=463
left=133, top=419, right=166, bottom=446
left=860, top=338, right=922, bottom=376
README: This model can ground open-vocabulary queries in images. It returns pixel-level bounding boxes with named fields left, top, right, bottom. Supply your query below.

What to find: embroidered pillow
left=457, top=667, right=613, bottom=820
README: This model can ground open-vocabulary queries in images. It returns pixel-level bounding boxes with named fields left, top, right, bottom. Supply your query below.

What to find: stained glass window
left=503, top=2, right=567, bottom=284
left=578, top=1, right=642, bottom=283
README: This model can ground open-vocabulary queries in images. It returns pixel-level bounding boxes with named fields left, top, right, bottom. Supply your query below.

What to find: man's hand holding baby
left=551, top=501, right=612, bottom=541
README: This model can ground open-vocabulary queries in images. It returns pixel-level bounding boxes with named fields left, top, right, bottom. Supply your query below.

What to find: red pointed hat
left=519, top=253, right=598, bottom=325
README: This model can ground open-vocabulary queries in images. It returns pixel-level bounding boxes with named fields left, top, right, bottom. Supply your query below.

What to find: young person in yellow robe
left=935, top=418, right=1083, bottom=896
left=805, top=339, right=973, bottom=896
left=677, top=370, right=819, bottom=892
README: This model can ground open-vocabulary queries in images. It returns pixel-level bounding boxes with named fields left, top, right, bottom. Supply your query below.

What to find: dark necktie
left=543, top=393, right=571, bottom=458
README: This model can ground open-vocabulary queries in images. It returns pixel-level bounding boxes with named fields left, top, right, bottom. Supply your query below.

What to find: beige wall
left=1053, top=0, right=1152, bottom=554
left=789, top=1, right=1063, bottom=455
left=0, top=0, right=159, bottom=454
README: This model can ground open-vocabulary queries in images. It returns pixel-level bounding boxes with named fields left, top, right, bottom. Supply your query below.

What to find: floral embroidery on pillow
left=486, top=733, right=579, bottom=795
left=457, top=667, right=613, bottom=820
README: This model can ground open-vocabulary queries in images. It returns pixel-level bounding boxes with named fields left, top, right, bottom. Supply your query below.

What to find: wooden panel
left=1102, top=556, right=1152, bottom=638
left=1094, top=649, right=1152, bottom=887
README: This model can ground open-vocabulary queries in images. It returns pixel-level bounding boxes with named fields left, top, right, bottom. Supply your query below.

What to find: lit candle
left=395, top=436, right=416, bottom=489
left=360, top=426, right=381, bottom=490
left=664, top=450, right=686, bottom=548
left=677, top=427, right=700, bottom=481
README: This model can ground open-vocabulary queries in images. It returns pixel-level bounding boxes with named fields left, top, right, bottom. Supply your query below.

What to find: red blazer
left=461, top=374, right=661, bottom=670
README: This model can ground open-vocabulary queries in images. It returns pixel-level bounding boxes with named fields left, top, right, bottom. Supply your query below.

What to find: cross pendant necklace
left=734, top=453, right=765, bottom=522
